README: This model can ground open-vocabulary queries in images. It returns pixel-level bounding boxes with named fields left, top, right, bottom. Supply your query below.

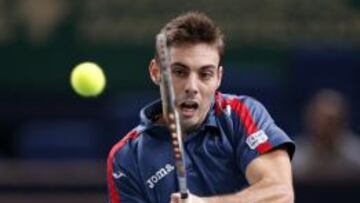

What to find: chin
left=181, top=119, right=200, bottom=133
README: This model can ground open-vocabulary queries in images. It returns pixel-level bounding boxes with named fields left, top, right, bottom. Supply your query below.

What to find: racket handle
left=178, top=175, right=188, bottom=199
left=180, top=192, right=188, bottom=199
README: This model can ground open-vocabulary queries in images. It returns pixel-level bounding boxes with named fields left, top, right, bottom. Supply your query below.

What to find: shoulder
left=216, top=92, right=295, bottom=158
left=216, top=92, right=265, bottom=109
left=107, top=126, right=146, bottom=165
left=216, top=92, right=270, bottom=121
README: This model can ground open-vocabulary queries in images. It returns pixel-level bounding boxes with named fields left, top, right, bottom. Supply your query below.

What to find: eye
left=200, top=71, right=215, bottom=80
left=172, top=67, right=188, bottom=78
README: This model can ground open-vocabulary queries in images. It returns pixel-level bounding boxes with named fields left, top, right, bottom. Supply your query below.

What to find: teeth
left=184, top=101, right=196, bottom=105
left=181, top=101, right=198, bottom=109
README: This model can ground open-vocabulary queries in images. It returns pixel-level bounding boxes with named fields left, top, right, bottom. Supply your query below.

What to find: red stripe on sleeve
left=257, top=142, right=272, bottom=154
left=230, top=99, right=258, bottom=135
left=229, top=99, right=273, bottom=154
left=107, top=129, right=139, bottom=203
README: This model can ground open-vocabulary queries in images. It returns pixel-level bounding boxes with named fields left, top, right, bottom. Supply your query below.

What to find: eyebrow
left=171, top=62, right=218, bottom=70
left=200, top=65, right=217, bottom=71
left=171, top=62, right=189, bottom=69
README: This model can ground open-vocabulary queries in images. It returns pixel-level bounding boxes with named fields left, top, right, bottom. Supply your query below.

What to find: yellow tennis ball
left=70, top=62, right=106, bottom=97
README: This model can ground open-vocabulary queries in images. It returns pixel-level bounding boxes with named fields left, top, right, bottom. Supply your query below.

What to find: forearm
left=171, top=150, right=294, bottom=203
left=204, top=178, right=294, bottom=203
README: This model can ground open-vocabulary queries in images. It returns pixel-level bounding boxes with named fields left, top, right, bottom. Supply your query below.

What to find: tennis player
left=107, top=11, right=295, bottom=203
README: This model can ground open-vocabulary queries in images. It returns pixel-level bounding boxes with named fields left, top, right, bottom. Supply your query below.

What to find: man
left=294, top=89, right=360, bottom=183
left=107, top=11, right=295, bottom=203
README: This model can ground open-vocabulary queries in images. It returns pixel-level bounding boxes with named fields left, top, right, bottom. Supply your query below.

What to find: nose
left=185, top=74, right=199, bottom=96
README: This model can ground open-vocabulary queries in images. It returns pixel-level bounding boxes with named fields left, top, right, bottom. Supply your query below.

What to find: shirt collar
left=203, top=98, right=218, bottom=128
left=139, top=99, right=163, bottom=127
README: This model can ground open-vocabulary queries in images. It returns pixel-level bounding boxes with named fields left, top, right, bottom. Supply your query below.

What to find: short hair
left=157, top=11, right=225, bottom=57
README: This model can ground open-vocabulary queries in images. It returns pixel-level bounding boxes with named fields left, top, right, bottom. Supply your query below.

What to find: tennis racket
left=156, top=33, right=188, bottom=199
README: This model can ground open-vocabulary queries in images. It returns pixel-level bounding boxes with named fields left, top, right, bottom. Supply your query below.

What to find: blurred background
left=1, top=0, right=360, bottom=202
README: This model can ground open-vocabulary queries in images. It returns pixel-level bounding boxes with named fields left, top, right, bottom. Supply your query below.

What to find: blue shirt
left=107, top=92, right=295, bottom=203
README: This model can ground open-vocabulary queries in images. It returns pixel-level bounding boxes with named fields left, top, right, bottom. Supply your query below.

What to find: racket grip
left=178, top=176, right=188, bottom=199
left=181, top=192, right=188, bottom=199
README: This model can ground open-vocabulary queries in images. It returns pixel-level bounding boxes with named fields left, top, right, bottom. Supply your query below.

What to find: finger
left=171, top=193, right=180, bottom=203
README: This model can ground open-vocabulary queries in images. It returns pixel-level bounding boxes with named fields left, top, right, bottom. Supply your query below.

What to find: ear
left=216, top=66, right=223, bottom=88
left=149, top=59, right=161, bottom=85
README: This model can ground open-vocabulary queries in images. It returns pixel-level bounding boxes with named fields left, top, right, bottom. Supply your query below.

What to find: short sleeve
left=233, top=97, right=295, bottom=174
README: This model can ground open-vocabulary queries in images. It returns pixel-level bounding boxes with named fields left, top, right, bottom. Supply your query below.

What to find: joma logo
left=146, top=164, right=175, bottom=189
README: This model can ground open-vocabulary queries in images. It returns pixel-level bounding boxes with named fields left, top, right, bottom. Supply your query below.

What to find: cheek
left=211, top=85, right=218, bottom=92
left=200, top=84, right=217, bottom=105
left=202, top=82, right=219, bottom=95
left=172, top=80, right=183, bottom=93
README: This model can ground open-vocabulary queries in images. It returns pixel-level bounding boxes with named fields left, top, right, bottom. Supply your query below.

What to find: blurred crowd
left=294, top=89, right=360, bottom=183
left=1, top=0, right=360, bottom=202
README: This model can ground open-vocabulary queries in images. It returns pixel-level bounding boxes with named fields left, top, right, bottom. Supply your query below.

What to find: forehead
left=169, top=43, right=220, bottom=67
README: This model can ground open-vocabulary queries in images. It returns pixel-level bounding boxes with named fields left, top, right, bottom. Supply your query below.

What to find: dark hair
left=157, top=11, right=224, bottom=57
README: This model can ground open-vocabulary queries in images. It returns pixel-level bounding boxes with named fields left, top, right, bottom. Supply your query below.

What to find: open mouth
left=179, top=101, right=199, bottom=117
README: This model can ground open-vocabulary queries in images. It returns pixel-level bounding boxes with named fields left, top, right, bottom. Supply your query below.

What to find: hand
left=170, top=192, right=209, bottom=203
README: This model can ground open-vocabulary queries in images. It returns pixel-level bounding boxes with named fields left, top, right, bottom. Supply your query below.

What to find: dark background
left=0, top=0, right=359, bottom=202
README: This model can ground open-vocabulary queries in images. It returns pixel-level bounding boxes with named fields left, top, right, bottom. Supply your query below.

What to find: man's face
left=150, top=43, right=222, bottom=132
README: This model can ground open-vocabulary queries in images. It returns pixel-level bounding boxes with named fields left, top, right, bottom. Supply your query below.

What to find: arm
left=208, top=149, right=293, bottom=203
left=171, top=149, right=294, bottom=203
